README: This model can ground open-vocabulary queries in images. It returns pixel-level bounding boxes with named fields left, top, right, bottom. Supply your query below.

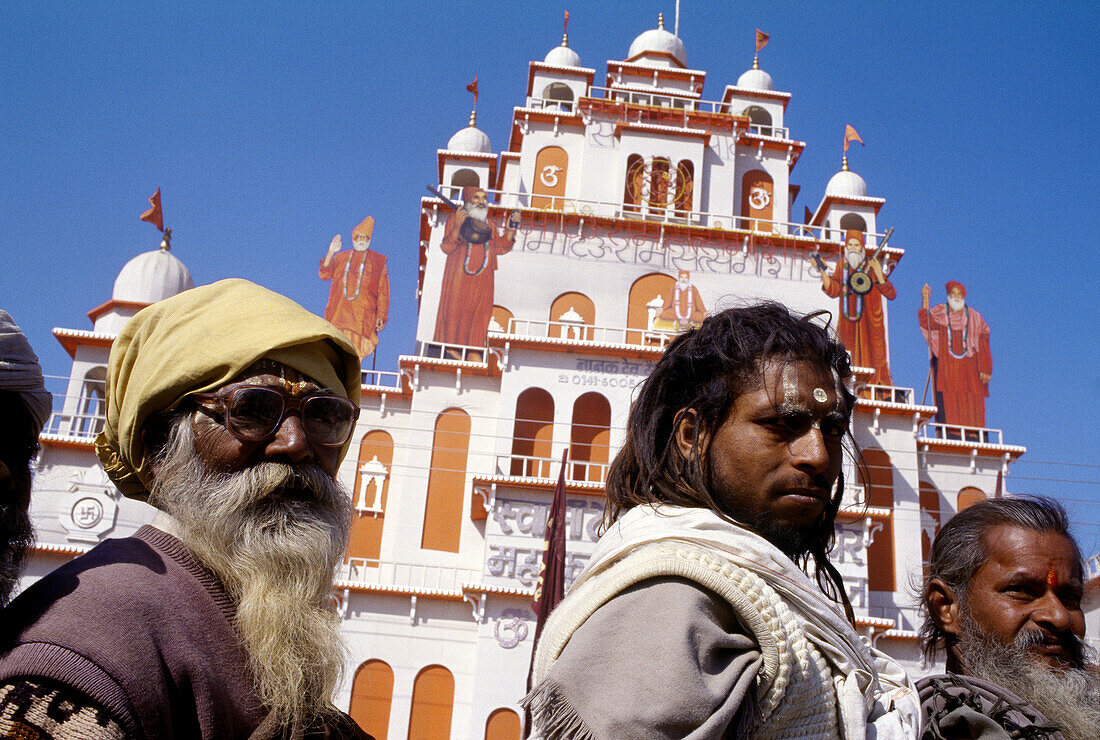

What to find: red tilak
left=1046, top=568, right=1058, bottom=589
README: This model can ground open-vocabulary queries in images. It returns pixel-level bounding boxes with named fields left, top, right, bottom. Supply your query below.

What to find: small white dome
left=627, top=19, right=686, bottom=67
left=825, top=169, right=868, bottom=198
left=544, top=43, right=581, bottom=68
left=112, top=248, right=194, bottom=304
left=736, top=67, right=774, bottom=91
left=446, top=123, right=491, bottom=153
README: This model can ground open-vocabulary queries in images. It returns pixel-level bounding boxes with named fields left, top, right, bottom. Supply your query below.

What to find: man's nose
left=264, top=413, right=314, bottom=464
left=1033, top=591, right=1074, bottom=633
left=791, top=427, right=830, bottom=474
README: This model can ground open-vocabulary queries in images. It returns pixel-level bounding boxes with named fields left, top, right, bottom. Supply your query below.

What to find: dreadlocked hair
left=603, top=301, right=858, bottom=624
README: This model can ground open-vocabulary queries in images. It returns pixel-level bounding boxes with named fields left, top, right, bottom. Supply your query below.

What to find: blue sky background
left=2, top=2, right=1097, bottom=551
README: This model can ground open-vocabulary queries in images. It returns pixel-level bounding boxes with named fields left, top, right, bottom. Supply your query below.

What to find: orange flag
left=140, top=188, right=164, bottom=232
left=755, top=28, right=769, bottom=52
left=844, top=124, right=864, bottom=152
left=466, top=74, right=479, bottom=104
left=564, top=9, right=569, bottom=33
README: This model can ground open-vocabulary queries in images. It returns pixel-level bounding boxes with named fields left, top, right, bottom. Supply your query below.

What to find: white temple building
left=27, top=17, right=1028, bottom=740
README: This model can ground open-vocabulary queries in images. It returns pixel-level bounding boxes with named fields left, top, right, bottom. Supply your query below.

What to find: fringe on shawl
left=520, top=681, right=596, bottom=740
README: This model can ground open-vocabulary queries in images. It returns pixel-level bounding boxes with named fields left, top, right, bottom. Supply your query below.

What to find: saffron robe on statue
left=918, top=304, right=990, bottom=427
left=823, top=261, right=896, bottom=385
left=433, top=211, right=514, bottom=348
left=319, top=249, right=389, bottom=359
left=657, top=284, right=706, bottom=330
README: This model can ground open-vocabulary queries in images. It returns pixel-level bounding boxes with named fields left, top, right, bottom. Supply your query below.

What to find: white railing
left=495, top=453, right=609, bottom=485
left=524, top=96, right=577, bottom=113
left=428, top=184, right=892, bottom=246
left=414, top=341, right=490, bottom=363
left=499, top=317, right=676, bottom=349
left=360, top=369, right=403, bottom=389
left=858, top=384, right=915, bottom=405
left=919, top=423, right=1003, bottom=445
left=747, top=123, right=791, bottom=139
left=338, top=558, right=481, bottom=591
left=43, top=410, right=105, bottom=439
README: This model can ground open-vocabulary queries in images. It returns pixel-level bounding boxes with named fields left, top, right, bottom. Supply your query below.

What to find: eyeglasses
left=190, top=385, right=359, bottom=447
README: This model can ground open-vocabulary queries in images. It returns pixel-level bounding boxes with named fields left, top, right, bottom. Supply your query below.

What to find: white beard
left=466, top=204, right=490, bottom=223
left=352, top=239, right=370, bottom=252
left=947, top=297, right=965, bottom=312
left=844, top=250, right=862, bottom=269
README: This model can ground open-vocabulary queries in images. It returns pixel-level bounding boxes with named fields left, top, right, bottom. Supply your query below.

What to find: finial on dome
left=658, top=13, right=664, bottom=30
left=753, top=53, right=759, bottom=70
left=469, top=110, right=477, bottom=127
left=841, top=154, right=849, bottom=172
left=159, top=227, right=172, bottom=251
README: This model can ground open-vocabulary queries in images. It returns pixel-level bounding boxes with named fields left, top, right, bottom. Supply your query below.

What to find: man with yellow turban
left=0, top=280, right=371, bottom=739
left=320, top=216, right=390, bottom=359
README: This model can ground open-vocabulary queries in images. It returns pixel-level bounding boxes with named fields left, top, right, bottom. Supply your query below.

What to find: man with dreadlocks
left=918, top=497, right=1099, bottom=740
left=524, top=302, right=919, bottom=738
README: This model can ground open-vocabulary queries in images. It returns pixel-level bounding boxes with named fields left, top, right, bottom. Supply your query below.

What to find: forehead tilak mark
left=1047, top=567, right=1059, bottom=589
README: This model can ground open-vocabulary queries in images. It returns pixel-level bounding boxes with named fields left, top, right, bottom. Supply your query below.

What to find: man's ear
left=926, top=577, right=961, bottom=637
left=673, top=408, right=702, bottom=462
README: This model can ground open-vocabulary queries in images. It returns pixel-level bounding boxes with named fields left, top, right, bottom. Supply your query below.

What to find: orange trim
left=86, top=299, right=149, bottom=323
left=809, top=194, right=886, bottom=225
left=722, top=85, right=792, bottom=109
left=471, top=473, right=606, bottom=498
left=435, top=152, right=498, bottom=192
left=38, top=434, right=96, bottom=450
left=611, top=59, right=703, bottom=79
left=53, top=330, right=114, bottom=359
left=853, top=398, right=938, bottom=417
left=526, top=61, right=594, bottom=97
left=919, top=438, right=1026, bottom=458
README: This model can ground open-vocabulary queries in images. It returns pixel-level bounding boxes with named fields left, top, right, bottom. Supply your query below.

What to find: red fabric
left=823, top=260, right=895, bottom=384
left=919, top=305, right=991, bottom=427
left=755, top=29, right=769, bottom=51
left=659, top=285, right=706, bottom=328
left=466, top=75, right=478, bottom=103
left=433, top=210, right=514, bottom=347
left=945, top=280, right=966, bottom=296
left=139, top=188, right=164, bottom=232
left=319, top=249, right=389, bottom=358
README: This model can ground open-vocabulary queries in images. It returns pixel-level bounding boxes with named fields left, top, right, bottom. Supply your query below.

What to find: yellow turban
left=95, top=278, right=361, bottom=500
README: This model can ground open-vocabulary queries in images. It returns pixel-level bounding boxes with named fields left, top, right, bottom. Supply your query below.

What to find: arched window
left=77, top=366, right=107, bottom=436
left=839, top=213, right=867, bottom=233
left=549, top=292, right=595, bottom=340
left=348, top=430, right=394, bottom=564
left=421, top=409, right=471, bottom=552
left=510, top=388, right=555, bottom=478
left=449, top=168, right=480, bottom=199
left=860, top=447, right=895, bottom=591
left=484, top=708, right=522, bottom=740
left=407, top=665, right=454, bottom=740
left=542, top=82, right=574, bottom=111
left=740, top=170, right=774, bottom=230
left=532, top=145, right=569, bottom=210
left=742, top=105, right=772, bottom=130
left=570, top=392, right=611, bottom=483
left=627, top=272, right=676, bottom=345
left=918, top=480, right=941, bottom=575
left=489, top=306, right=514, bottom=335
left=349, top=659, right=393, bottom=739
left=673, top=160, right=694, bottom=214
left=957, top=487, right=987, bottom=512
left=624, top=154, right=644, bottom=212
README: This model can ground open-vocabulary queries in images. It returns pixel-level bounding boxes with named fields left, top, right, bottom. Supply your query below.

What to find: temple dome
left=736, top=67, right=774, bottom=91
left=825, top=168, right=868, bottom=198
left=626, top=16, right=686, bottom=67
left=544, top=42, right=581, bottom=68
left=446, top=116, right=492, bottom=153
left=112, top=246, right=194, bottom=304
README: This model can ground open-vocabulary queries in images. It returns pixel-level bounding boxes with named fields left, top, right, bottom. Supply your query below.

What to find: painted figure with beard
left=656, top=270, right=707, bottom=331
left=0, top=311, right=51, bottom=607
left=919, top=497, right=1098, bottom=740
left=319, top=216, right=390, bottom=360
left=919, top=281, right=991, bottom=428
left=0, top=281, right=372, bottom=740
left=433, top=186, right=519, bottom=351
left=820, top=230, right=896, bottom=385
left=524, top=302, right=919, bottom=739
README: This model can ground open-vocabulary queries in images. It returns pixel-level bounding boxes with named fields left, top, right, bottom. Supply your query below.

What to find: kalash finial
left=159, top=227, right=173, bottom=251
left=841, top=154, right=849, bottom=172
left=658, top=12, right=664, bottom=30
left=469, top=110, right=477, bottom=127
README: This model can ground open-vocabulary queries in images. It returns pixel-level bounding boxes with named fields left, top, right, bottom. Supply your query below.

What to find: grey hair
left=919, top=495, right=1083, bottom=662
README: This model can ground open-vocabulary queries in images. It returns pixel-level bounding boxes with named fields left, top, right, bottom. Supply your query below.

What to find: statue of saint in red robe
left=433, top=187, right=518, bottom=348
left=319, top=216, right=389, bottom=359
left=657, top=270, right=707, bottom=331
left=820, top=230, right=896, bottom=385
left=919, top=280, right=991, bottom=427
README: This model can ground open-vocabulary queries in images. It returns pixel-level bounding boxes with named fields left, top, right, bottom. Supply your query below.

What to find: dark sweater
left=0, top=526, right=265, bottom=739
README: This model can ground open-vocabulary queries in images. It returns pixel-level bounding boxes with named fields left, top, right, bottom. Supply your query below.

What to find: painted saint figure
left=820, top=229, right=895, bottom=384
left=433, top=187, right=519, bottom=348
left=919, top=281, right=991, bottom=427
left=656, top=270, right=706, bottom=331
left=319, top=217, right=390, bottom=359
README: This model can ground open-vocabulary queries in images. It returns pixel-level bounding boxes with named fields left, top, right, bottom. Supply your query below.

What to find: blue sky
left=2, top=2, right=1097, bottom=550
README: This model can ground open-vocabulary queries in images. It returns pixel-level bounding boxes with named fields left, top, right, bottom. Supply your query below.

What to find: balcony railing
left=497, top=317, right=676, bottom=349
left=495, top=453, right=608, bottom=485
left=360, top=369, right=403, bottom=389
left=857, top=384, right=914, bottom=405
left=919, top=422, right=1003, bottom=445
left=414, top=341, right=490, bottom=363
left=338, top=557, right=481, bottom=591
left=43, top=410, right=105, bottom=439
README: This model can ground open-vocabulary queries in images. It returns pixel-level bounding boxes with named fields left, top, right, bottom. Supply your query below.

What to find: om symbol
left=494, top=609, right=530, bottom=649
left=539, top=165, right=563, bottom=188
left=748, top=186, right=771, bottom=211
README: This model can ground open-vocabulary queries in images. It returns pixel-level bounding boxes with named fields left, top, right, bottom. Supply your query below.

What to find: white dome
left=446, top=123, right=491, bottom=153
left=544, top=43, right=581, bottom=68
left=736, top=67, right=774, bottom=91
left=627, top=21, right=686, bottom=67
left=112, top=247, right=194, bottom=304
left=825, top=169, right=868, bottom=198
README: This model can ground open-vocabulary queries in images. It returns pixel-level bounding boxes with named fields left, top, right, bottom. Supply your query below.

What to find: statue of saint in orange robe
left=820, top=230, right=895, bottom=384
left=657, top=270, right=707, bottom=331
left=319, top=216, right=389, bottom=359
left=919, top=280, right=991, bottom=427
left=434, top=187, right=518, bottom=348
